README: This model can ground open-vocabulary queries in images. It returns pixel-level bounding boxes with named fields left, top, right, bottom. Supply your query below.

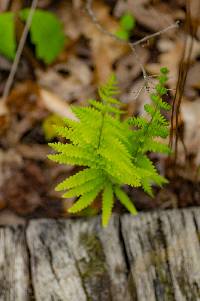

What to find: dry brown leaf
left=181, top=99, right=200, bottom=165
left=1, top=81, right=47, bottom=146
left=0, top=0, right=9, bottom=12
left=0, top=210, right=25, bottom=225
left=16, top=144, right=49, bottom=161
left=185, top=62, right=200, bottom=98
left=79, top=1, right=127, bottom=83
left=40, top=89, right=77, bottom=120
left=115, top=0, right=176, bottom=32
left=147, top=36, right=200, bottom=91
left=116, top=47, right=149, bottom=90
left=37, top=57, right=93, bottom=103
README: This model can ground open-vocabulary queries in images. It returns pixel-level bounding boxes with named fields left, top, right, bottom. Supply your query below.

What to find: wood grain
left=0, top=225, right=29, bottom=301
left=0, top=208, right=199, bottom=300
left=121, top=208, right=200, bottom=301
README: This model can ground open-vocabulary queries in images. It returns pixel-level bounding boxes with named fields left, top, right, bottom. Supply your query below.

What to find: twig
left=2, top=0, right=39, bottom=100
left=86, top=0, right=179, bottom=93
left=130, top=21, right=179, bottom=47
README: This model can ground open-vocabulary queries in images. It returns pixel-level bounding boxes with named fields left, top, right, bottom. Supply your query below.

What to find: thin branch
left=2, top=0, right=39, bottom=100
left=131, top=21, right=179, bottom=47
left=86, top=0, right=179, bottom=92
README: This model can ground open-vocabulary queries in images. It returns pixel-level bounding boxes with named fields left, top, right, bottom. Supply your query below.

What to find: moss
left=78, top=232, right=112, bottom=300
left=176, top=265, right=200, bottom=300
left=150, top=251, right=175, bottom=300
left=79, top=232, right=107, bottom=278
left=146, top=227, right=175, bottom=300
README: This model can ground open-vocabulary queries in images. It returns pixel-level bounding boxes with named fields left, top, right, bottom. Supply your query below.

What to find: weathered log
left=0, top=208, right=199, bottom=300
left=121, top=208, right=200, bottom=301
left=26, top=216, right=131, bottom=301
left=0, top=225, right=29, bottom=301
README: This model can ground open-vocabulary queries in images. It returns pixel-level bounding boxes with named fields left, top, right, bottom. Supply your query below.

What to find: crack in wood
left=0, top=209, right=200, bottom=300
left=119, top=216, right=138, bottom=301
left=25, top=222, right=36, bottom=301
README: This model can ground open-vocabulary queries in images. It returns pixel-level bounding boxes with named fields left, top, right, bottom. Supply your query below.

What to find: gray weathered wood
left=121, top=208, right=200, bottom=301
left=26, top=219, right=87, bottom=301
left=0, top=226, right=29, bottom=301
left=26, top=215, right=131, bottom=301
left=0, top=208, right=199, bottom=300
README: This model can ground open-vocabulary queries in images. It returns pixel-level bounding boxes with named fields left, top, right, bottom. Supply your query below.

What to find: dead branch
left=2, top=0, right=39, bottom=101
left=86, top=0, right=179, bottom=94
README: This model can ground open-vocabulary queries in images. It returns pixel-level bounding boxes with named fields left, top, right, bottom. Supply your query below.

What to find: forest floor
left=0, top=0, right=200, bottom=223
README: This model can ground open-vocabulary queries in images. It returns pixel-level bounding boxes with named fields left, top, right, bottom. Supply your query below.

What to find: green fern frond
left=150, top=93, right=171, bottom=110
left=102, top=183, right=114, bottom=227
left=143, top=140, right=171, bottom=154
left=53, top=125, right=72, bottom=139
left=128, top=116, right=148, bottom=128
left=114, top=186, right=137, bottom=215
left=55, top=168, right=100, bottom=191
left=48, top=68, right=171, bottom=226
left=48, top=142, right=97, bottom=163
left=98, top=74, right=120, bottom=100
left=141, top=179, right=154, bottom=197
left=89, top=99, right=124, bottom=115
left=62, top=176, right=105, bottom=198
left=48, top=153, right=96, bottom=167
left=68, top=186, right=102, bottom=213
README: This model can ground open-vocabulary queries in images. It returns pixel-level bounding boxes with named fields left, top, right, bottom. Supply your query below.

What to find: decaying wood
left=0, top=226, right=29, bottom=301
left=121, top=209, right=200, bottom=301
left=26, top=216, right=131, bottom=301
left=0, top=208, right=199, bottom=300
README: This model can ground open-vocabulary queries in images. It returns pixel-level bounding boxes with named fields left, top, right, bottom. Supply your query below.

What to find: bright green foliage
left=114, top=186, right=137, bottom=215
left=120, top=13, right=136, bottom=31
left=115, top=29, right=129, bottom=41
left=115, top=13, right=136, bottom=41
left=20, top=9, right=65, bottom=64
left=49, top=69, right=171, bottom=226
left=102, top=183, right=114, bottom=227
left=128, top=68, right=171, bottom=196
left=42, top=114, right=65, bottom=141
left=0, top=9, right=65, bottom=63
left=0, top=12, right=16, bottom=60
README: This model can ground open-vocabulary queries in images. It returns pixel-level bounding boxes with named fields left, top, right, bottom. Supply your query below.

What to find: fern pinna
left=48, top=68, right=171, bottom=227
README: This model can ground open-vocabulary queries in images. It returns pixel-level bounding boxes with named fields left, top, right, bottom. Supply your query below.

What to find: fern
left=102, top=183, right=114, bottom=227
left=48, top=69, right=171, bottom=227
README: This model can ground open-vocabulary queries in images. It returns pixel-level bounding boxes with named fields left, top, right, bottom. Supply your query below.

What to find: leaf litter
left=0, top=0, right=200, bottom=222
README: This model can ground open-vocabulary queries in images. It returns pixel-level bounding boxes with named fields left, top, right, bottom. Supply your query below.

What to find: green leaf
left=20, top=9, right=65, bottom=64
left=62, top=176, right=105, bottom=198
left=114, top=186, right=137, bottom=215
left=120, top=13, right=136, bottom=31
left=68, top=187, right=102, bottom=213
left=115, top=29, right=129, bottom=41
left=55, top=168, right=100, bottom=191
left=42, top=114, right=65, bottom=141
left=102, top=183, right=114, bottom=227
left=0, top=12, right=16, bottom=60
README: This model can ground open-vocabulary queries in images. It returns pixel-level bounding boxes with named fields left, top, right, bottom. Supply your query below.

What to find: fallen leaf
left=181, top=99, right=200, bottom=165
left=40, top=88, right=77, bottom=120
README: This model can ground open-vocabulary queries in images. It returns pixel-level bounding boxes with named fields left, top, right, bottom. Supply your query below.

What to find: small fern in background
left=115, top=13, right=136, bottom=41
left=0, top=12, right=16, bottom=60
left=48, top=68, right=171, bottom=227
